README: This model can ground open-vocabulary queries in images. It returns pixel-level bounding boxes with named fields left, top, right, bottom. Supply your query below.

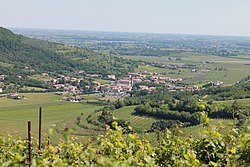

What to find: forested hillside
left=0, top=27, right=75, bottom=72
left=0, top=27, right=137, bottom=88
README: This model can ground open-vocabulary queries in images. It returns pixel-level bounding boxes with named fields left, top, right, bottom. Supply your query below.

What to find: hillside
left=0, top=27, right=75, bottom=72
left=0, top=27, right=137, bottom=89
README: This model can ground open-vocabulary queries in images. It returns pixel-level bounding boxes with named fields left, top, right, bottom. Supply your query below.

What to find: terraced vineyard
left=113, top=106, right=158, bottom=131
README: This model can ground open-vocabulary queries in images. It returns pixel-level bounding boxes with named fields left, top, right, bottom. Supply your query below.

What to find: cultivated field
left=0, top=93, right=102, bottom=142
left=113, top=106, right=158, bottom=131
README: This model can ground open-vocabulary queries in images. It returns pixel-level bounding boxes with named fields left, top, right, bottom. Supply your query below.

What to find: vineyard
left=0, top=119, right=250, bottom=166
left=182, top=119, right=235, bottom=139
left=113, top=106, right=158, bottom=131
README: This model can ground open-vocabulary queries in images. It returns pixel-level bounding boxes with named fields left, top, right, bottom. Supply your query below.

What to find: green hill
left=0, top=27, right=137, bottom=88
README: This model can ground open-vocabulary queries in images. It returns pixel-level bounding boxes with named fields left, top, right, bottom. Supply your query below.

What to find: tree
left=232, top=100, right=240, bottom=119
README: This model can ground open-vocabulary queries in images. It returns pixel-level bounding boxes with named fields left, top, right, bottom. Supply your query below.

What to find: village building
left=107, top=75, right=116, bottom=79
left=0, top=75, right=7, bottom=80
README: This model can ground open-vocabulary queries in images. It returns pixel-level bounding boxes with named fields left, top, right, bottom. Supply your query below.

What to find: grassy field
left=94, top=78, right=111, bottom=84
left=214, top=98, right=250, bottom=108
left=0, top=62, right=14, bottom=67
left=0, top=93, right=103, bottom=142
left=28, top=74, right=54, bottom=81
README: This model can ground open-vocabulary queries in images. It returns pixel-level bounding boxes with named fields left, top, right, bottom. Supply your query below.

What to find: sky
left=1, top=0, right=250, bottom=36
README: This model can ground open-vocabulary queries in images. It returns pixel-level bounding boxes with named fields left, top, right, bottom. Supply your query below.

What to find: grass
left=0, top=62, right=14, bottom=67
left=0, top=93, right=103, bottom=142
left=244, top=118, right=250, bottom=127
left=214, top=98, right=250, bottom=108
left=21, top=86, right=46, bottom=91
left=94, top=78, right=111, bottom=84
left=203, top=62, right=250, bottom=85
left=28, top=74, right=53, bottom=81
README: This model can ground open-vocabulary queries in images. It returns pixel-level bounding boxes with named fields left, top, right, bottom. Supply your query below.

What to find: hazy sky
left=1, top=0, right=250, bottom=36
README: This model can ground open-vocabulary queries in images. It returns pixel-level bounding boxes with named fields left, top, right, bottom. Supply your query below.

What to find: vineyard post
left=38, top=107, right=42, bottom=150
left=47, top=136, right=50, bottom=146
left=28, top=121, right=32, bottom=167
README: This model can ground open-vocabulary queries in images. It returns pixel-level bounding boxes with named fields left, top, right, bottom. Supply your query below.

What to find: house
left=208, top=81, right=223, bottom=86
left=93, top=81, right=101, bottom=86
left=117, top=79, right=131, bottom=86
left=148, top=87, right=156, bottom=91
left=150, top=76, right=158, bottom=81
left=107, top=75, right=116, bottom=79
left=169, top=77, right=183, bottom=82
left=57, top=74, right=65, bottom=78
left=42, top=73, right=49, bottom=76
left=7, top=93, right=23, bottom=100
left=64, top=76, right=71, bottom=81
left=42, top=79, right=51, bottom=84
left=54, top=84, right=65, bottom=89
left=133, top=79, right=142, bottom=84
left=159, top=76, right=170, bottom=81
left=139, top=85, right=149, bottom=90
left=0, top=75, right=7, bottom=80
left=86, top=74, right=101, bottom=78
left=68, top=85, right=77, bottom=93
left=76, top=70, right=85, bottom=74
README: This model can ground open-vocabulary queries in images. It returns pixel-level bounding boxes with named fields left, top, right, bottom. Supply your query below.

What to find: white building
left=107, top=75, right=116, bottom=79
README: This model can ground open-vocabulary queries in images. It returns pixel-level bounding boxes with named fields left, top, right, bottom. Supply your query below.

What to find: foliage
left=201, top=82, right=250, bottom=101
left=0, top=120, right=250, bottom=166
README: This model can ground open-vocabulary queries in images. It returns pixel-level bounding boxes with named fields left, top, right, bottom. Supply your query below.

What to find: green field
left=94, top=78, right=111, bottom=84
left=214, top=98, right=250, bottom=108
left=0, top=93, right=103, bottom=141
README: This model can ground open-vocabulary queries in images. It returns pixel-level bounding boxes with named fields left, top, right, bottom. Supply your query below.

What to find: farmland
left=0, top=93, right=103, bottom=141
left=112, top=105, right=240, bottom=138
left=113, top=106, right=158, bottom=131
left=120, top=53, right=250, bottom=85
left=1, top=92, right=249, bottom=141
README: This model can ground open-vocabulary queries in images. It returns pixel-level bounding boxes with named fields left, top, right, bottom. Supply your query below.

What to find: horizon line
left=8, top=26, right=250, bottom=39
